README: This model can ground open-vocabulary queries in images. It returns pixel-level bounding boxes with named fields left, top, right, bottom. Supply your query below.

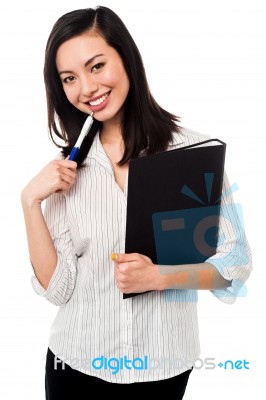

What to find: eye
left=62, top=76, right=76, bottom=84
left=91, top=63, right=104, bottom=72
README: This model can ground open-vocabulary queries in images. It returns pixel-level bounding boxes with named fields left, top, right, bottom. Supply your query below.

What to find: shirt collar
left=168, top=132, right=185, bottom=148
left=86, top=131, right=113, bottom=173
left=86, top=130, right=185, bottom=168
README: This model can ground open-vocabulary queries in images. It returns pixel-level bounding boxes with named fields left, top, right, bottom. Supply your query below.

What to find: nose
left=80, top=74, right=98, bottom=98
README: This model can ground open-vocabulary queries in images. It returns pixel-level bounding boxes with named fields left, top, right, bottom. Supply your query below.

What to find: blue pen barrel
left=69, top=147, right=79, bottom=161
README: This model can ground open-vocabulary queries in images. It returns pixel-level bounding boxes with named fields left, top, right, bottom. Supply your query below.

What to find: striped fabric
left=31, top=126, right=252, bottom=383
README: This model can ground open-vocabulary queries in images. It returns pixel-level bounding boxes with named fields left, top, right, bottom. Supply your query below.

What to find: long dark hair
left=44, top=6, right=180, bottom=166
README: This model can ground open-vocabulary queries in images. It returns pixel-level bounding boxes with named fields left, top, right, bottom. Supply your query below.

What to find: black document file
left=123, top=138, right=226, bottom=299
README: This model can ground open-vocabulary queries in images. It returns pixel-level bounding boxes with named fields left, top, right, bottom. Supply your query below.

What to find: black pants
left=45, top=348, right=192, bottom=399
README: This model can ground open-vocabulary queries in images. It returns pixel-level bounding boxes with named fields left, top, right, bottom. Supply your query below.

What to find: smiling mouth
left=88, top=92, right=111, bottom=106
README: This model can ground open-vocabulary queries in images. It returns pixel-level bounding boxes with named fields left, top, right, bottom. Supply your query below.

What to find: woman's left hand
left=113, top=253, right=162, bottom=294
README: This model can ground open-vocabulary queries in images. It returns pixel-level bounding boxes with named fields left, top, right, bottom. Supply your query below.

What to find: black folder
left=124, top=138, right=226, bottom=299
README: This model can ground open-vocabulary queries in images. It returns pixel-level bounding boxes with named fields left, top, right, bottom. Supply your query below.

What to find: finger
left=54, top=180, right=71, bottom=193
left=116, top=262, right=129, bottom=274
left=111, top=253, right=139, bottom=263
left=142, top=255, right=152, bottom=263
left=60, top=172, right=76, bottom=185
left=51, top=159, right=77, bottom=171
left=57, top=159, right=77, bottom=170
left=51, top=170, right=75, bottom=188
left=60, top=165, right=77, bottom=177
left=115, top=271, right=128, bottom=288
left=51, top=172, right=73, bottom=191
left=115, top=278, right=126, bottom=292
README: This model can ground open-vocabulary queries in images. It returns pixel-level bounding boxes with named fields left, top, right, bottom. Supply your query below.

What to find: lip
left=85, top=91, right=111, bottom=112
left=87, top=91, right=111, bottom=103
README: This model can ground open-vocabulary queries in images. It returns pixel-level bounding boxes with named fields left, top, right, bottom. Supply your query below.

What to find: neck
left=100, top=121, right=123, bottom=145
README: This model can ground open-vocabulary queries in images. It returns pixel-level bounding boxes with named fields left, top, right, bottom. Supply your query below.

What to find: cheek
left=102, top=68, right=119, bottom=87
left=63, top=86, right=79, bottom=105
left=104, top=65, right=129, bottom=92
left=116, top=68, right=130, bottom=96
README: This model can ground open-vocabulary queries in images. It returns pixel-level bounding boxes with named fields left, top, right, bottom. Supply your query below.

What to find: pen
left=69, top=112, right=94, bottom=161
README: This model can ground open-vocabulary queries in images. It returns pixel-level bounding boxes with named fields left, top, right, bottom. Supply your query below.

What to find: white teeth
left=89, top=93, right=109, bottom=106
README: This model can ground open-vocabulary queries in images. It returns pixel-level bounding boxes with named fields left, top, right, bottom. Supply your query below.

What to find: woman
left=21, top=6, right=252, bottom=399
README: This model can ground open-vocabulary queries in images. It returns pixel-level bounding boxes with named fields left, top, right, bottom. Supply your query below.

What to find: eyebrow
left=58, top=54, right=104, bottom=76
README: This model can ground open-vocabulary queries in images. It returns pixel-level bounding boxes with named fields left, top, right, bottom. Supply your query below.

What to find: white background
left=0, top=0, right=265, bottom=398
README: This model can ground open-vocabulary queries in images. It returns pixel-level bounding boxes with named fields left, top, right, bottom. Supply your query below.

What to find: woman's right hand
left=21, top=159, right=77, bottom=207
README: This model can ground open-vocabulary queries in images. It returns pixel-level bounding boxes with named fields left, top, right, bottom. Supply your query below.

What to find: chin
left=98, top=112, right=121, bottom=124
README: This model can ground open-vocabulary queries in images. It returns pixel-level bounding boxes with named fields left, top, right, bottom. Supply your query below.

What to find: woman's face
left=56, top=30, right=130, bottom=126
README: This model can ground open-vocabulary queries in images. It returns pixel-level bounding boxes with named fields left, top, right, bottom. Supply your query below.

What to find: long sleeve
left=206, top=172, right=252, bottom=303
left=31, top=192, right=78, bottom=306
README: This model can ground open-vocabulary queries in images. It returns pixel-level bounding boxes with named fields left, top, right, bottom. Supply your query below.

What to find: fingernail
left=111, top=253, right=118, bottom=261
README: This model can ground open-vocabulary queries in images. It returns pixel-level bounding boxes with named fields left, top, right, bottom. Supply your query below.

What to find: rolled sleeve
left=31, top=192, right=78, bottom=306
left=206, top=173, right=252, bottom=303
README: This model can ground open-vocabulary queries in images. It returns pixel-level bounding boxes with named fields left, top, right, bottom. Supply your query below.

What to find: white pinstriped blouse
left=31, top=126, right=252, bottom=383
